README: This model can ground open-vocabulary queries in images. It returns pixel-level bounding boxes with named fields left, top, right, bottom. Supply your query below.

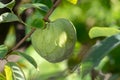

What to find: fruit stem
left=43, top=0, right=61, bottom=22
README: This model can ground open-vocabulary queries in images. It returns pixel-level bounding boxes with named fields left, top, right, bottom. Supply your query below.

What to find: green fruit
left=31, top=18, right=77, bottom=63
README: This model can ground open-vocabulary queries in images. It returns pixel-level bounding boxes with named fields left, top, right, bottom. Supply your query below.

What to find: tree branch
left=6, top=28, right=36, bottom=55
left=43, top=0, right=61, bottom=22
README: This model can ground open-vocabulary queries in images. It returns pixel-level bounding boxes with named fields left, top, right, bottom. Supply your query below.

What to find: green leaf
left=6, top=62, right=26, bottom=80
left=0, top=73, right=6, bottom=80
left=32, top=0, right=53, bottom=8
left=82, top=34, right=120, bottom=77
left=31, top=18, right=44, bottom=28
left=26, top=10, right=44, bottom=28
left=0, top=12, right=19, bottom=23
left=4, top=26, right=16, bottom=48
left=26, top=15, right=44, bottom=28
left=6, top=0, right=15, bottom=10
left=89, top=27, right=120, bottom=39
left=4, top=65, right=12, bottom=80
left=16, top=51, right=38, bottom=69
left=0, top=45, right=8, bottom=59
left=0, top=0, right=15, bottom=9
left=0, top=2, right=6, bottom=8
left=18, top=3, right=49, bottom=15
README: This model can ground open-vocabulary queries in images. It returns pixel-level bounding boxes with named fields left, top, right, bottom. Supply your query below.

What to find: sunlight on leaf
left=5, top=65, right=12, bottom=80
left=0, top=0, right=15, bottom=9
left=89, top=27, right=120, bottom=39
left=0, top=2, right=6, bottom=8
left=67, top=0, right=78, bottom=4
left=4, top=26, right=16, bottom=48
left=6, top=0, right=15, bottom=10
left=7, top=62, right=26, bottom=80
left=0, top=12, right=19, bottom=23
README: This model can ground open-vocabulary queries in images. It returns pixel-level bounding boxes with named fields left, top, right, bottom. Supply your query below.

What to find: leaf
left=6, top=0, right=15, bottom=10
left=0, top=73, right=6, bottom=80
left=0, top=45, right=8, bottom=59
left=0, top=0, right=15, bottom=9
left=18, top=3, right=49, bottom=15
left=32, top=0, right=53, bottom=8
left=31, top=18, right=44, bottom=28
left=67, top=0, right=78, bottom=4
left=109, top=74, right=120, bottom=80
left=16, top=51, right=38, bottom=69
left=89, top=27, right=120, bottom=39
left=4, top=26, right=16, bottom=48
left=6, top=62, right=26, bottom=80
left=26, top=13, right=45, bottom=28
left=82, top=34, right=120, bottom=77
left=7, top=55, right=21, bottom=62
left=0, top=12, right=19, bottom=23
left=0, top=2, right=6, bottom=8
left=4, top=65, right=12, bottom=80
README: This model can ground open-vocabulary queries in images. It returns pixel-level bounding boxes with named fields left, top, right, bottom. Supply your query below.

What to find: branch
left=43, top=0, right=61, bottom=22
left=6, top=28, right=36, bottom=55
left=6, top=0, right=62, bottom=55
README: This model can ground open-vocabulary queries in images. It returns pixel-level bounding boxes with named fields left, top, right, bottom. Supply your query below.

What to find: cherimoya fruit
left=31, top=18, right=77, bottom=63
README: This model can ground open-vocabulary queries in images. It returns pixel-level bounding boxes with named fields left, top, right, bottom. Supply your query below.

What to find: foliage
left=0, top=0, right=120, bottom=80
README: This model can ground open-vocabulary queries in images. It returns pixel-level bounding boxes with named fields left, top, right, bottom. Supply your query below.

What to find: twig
left=6, top=28, right=36, bottom=55
left=6, top=0, right=62, bottom=55
left=43, top=0, right=61, bottom=22
left=91, top=69, right=98, bottom=80
left=78, top=43, right=91, bottom=61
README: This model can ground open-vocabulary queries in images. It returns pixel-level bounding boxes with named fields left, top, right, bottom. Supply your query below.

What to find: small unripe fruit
left=31, top=18, right=76, bottom=63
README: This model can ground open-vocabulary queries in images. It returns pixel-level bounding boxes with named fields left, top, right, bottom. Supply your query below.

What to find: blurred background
left=1, top=0, right=120, bottom=80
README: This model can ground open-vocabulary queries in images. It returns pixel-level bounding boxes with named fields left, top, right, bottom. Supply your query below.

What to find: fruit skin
left=31, top=18, right=77, bottom=63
